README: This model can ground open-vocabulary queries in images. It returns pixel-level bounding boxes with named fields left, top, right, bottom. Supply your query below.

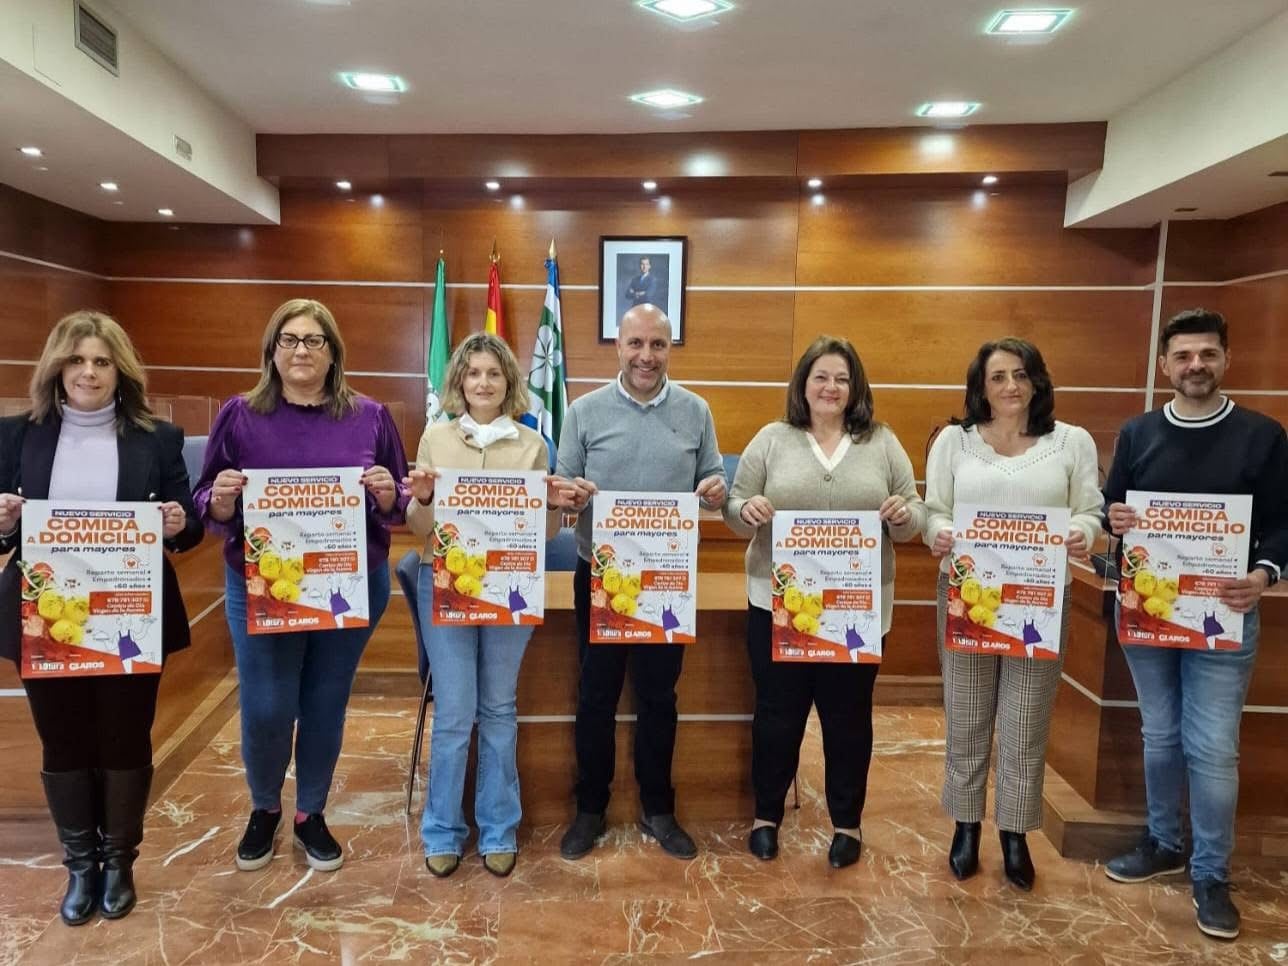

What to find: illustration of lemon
left=1133, top=570, right=1157, bottom=596
left=445, top=547, right=467, bottom=575
left=803, top=593, right=824, bottom=618
left=1154, top=578, right=1179, bottom=603
left=258, top=552, right=282, bottom=580
left=601, top=567, right=623, bottom=594
left=49, top=619, right=83, bottom=645
left=454, top=573, right=483, bottom=598
left=791, top=612, right=820, bottom=635
left=282, top=558, right=305, bottom=582
left=466, top=555, right=487, bottom=579
left=979, top=586, right=1002, bottom=612
left=1142, top=595, right=1172, bottom=619
left=270, top=578, right=300, bottom=603
left=960, top=578, right=982, bottom=605
left=37, top=590, right=65, bottom=622
left=621, top=574, right=642, bottom=599
left=63, top=597, right=90, bottom=625
left=783, top=586, right=804, bottom=614
left=610, top=592, right=637, bottom=616
left=967, top=604, right=996, bottom=628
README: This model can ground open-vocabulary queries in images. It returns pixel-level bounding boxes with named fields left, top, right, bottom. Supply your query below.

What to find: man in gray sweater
left=556, top=304, right=727, bottom=861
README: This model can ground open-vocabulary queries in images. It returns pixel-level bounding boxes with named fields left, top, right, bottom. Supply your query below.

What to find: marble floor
left=3, top=699, right=1288, bottom=965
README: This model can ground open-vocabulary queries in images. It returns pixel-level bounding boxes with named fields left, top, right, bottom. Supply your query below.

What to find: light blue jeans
left=224, top=563, right=390, bottom=814
left=417, top=563, right=533, bottom=857
left=1120, top=606, right=1260, bottom=884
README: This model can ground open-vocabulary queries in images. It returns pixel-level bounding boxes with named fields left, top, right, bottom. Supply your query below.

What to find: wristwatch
left=1253, top=562, right=1281, bottom=587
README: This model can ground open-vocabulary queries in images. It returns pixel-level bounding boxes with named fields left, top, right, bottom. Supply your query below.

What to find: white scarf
left=459, top=413, right=520, bottom=448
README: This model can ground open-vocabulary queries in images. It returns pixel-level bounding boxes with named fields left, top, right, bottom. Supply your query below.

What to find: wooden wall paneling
left=1047, top=683, right=1104, bottom=806
left=109, top=281, right=428, bottom=374
left=0, top=184, right=102, bottom=272
left=421, top=183, right=801, bottom=287
left=386, top=132, right=799, bottom=180
left=797, top=124, right=1108, bottom=179
left=1166, top=200, right=1288, bottom=283
left=0, top=259, right=109, bottom=359
left=791, top=290, right=1156, bottom=388
left=796, top=184, right=1158, bottom=287
left=99, top=186, right=425, bottom=281
left=255, top=134, right=392, bottom=181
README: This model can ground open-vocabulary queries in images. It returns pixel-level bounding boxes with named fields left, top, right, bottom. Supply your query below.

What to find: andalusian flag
left=484, top=247, right=506, bottom=340
left=425, top=255, right=451, bottom=421
left=520, top=242, right=568, bottom=469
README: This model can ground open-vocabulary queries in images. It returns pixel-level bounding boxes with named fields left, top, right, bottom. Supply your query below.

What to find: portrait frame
left=598, top=236, right=688, bottom=344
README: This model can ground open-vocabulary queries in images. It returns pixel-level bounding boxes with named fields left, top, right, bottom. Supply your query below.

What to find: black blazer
left=0, top=412, right=204, bottom=665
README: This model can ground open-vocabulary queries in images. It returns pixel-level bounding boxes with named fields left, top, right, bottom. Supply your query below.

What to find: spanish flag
left=484, top=249, right=506, bottom=340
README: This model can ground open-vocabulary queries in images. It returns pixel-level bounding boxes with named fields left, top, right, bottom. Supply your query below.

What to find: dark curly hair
left=785, top=335, right=879, bottom=442
left=954, top=337, right=1055, bottom=436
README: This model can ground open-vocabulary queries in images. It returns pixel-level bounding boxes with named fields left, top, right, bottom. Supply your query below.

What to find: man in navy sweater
left=1101, top=308, right=1288, bottom=941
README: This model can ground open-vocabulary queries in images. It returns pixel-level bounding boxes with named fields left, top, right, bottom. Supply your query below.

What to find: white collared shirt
left=616, top=374, right=670, bottom=409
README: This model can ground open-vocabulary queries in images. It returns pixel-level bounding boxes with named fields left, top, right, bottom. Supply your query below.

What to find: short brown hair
left=244, top=298, right=359, bottom=420
left=441, top=332, right=531, bottom=420
left=1159, top=308, right=1228, bottom=354
left=28, top=310, right=154, bottom=432
left=784, top=335, right=878, bottom=442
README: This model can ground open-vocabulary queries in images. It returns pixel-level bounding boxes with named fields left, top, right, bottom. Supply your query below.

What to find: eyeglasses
left=276, top=332, right=329, bottom=351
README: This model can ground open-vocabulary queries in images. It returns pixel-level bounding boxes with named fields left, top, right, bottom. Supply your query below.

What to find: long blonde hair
left=243, top=298, right=359, bottom=419
left=441, top=332, right=531, bottom=419
left=28, top=310, right=154, bottom=432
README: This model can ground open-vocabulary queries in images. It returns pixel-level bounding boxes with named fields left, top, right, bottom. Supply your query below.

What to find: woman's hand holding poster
left=945, top=505, right=1070, bottom=660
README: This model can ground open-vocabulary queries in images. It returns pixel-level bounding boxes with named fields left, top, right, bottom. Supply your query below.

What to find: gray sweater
left=723, top=421, right=927, bottom=634
left=556, top=380, right=725, bottom=561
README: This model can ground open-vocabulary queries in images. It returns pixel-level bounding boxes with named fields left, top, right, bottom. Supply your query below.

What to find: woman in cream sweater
left=724, top=336, right=926, bottom=869
left=924, top=337, right=1102, bottom=891
left=404, top=333, right=573, bottom=879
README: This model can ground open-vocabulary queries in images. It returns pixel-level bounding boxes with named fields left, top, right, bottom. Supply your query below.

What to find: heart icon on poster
left=1213, top=544, right=1226, bottom=557
left=667, top=539, right=680, bottom=551
left=1033, top=554, right=1047, bottom=567
left=332, top=519, right=345, bottom=531
left=124, top=557, right=139, bottom=570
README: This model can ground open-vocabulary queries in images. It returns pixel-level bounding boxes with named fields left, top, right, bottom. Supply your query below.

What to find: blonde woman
left=0, top=311, right=202, bottom=924
left=192, top=298, right=409, bottom=874
left=404, top=332, right=575, bottom=878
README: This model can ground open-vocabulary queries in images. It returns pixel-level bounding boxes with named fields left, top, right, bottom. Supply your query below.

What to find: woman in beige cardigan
left=403, top=333, right=573, bottom=879
left=724, top=336, right=926, bottom=868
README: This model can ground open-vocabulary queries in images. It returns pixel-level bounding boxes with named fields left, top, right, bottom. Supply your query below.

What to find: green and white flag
left=426, top=255, right=452, bottom=422
left=519, top=252, right=568, bottom=469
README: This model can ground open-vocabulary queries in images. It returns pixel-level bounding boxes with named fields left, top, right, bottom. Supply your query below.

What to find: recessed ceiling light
left=642, top=180, right=657, bottom=191
left=638, top=0, right=733, bottom=23
left=981, top=174, right=999, bottom=185
left=99, top=181, right=119, bottom=192
left=811, top=193, right=825, bottom=206
left=806, top=177, right=823, bottom=189
left=986, top=9, right=1073, bottom=34
left=157, top=208, right=174, bottom=217
left=630, top=89, right=704, bottom=109
left=335, top=180, right=352, bottom=190
left=339, top=72, right=407, bottom=93
left=485, top=180, right=501, bottom=191
left=112, top=200, right=124, bottom=206
left=510, top=195, right=525, bottom=209
left=34, top=165, right=48, bottom=172
left=917, top=101, right=980, bottom=118
left=19, top=146, right=43, bottom=157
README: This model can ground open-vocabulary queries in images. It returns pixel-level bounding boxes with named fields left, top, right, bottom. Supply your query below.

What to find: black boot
left=1000, top=830, right=1035, bottom=891
left=948, top=821, right=980, bottom=880
left=40, top=770, right=101, bottom=926
left=99, top=765, right=152, bottom=919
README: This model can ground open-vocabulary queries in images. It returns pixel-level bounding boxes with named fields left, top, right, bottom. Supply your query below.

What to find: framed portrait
left=598, top=236, right=688, bottom=343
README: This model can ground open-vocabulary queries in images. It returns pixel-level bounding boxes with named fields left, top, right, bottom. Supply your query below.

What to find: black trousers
left=746, top=604, right=878, bottom=828
left=24, top=673, right=161, bottom=771
left=573, top=558, right=685, bottom=816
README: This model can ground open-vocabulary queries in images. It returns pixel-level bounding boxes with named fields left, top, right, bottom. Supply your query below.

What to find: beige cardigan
left=405, top=420, right=560, bottom=561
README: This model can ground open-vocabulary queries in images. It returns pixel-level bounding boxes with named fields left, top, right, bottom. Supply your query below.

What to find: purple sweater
left=193, top=395, right=410, bottom=572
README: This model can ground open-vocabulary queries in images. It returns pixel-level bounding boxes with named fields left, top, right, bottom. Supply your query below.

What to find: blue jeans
left=224, top=563, right=390, bottom=814
left=418, top=563, right=532, bottom=856
left=1120, top=606, right=1260, bottom=883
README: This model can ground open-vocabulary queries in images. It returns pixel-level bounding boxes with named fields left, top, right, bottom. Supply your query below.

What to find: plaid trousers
left=936, top=573, right=1069, bottom=832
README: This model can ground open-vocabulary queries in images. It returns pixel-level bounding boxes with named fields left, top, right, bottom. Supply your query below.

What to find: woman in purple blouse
left=193, top=298, right=409, bottom=873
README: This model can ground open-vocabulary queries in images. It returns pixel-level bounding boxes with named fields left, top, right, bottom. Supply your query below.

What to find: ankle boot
left=1000, top=830, right=1035, bottom=891
left=40, top=770, right=101, bottom=926
left=948, top=821, right=980, bottom=880
left=99, top=765, right=152, bottom=919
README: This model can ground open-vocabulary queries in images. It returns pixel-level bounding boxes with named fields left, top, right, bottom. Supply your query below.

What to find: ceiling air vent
left=74, top=2, right=119, bottom=76
left=1269, top=171, right=1288, bottom=177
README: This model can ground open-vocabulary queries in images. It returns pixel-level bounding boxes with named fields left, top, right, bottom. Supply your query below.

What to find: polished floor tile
left=3, top=697, right=1286, bottom=964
